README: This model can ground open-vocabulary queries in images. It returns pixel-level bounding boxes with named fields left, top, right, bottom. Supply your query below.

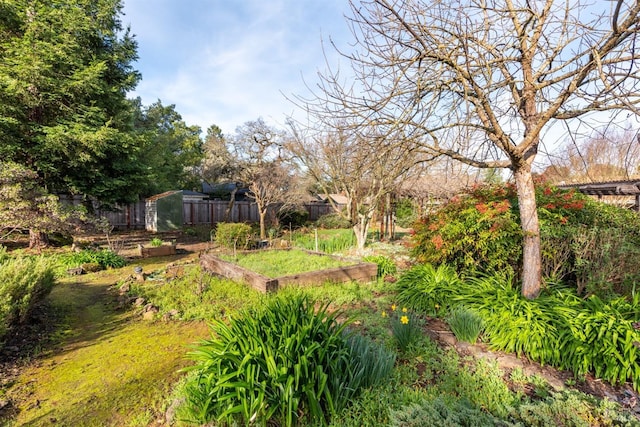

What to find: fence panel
left=96, top=200, right=336, bottom=229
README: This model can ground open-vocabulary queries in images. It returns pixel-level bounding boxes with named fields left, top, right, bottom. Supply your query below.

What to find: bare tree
left=231, top=118, right=298, bottom=239
left=288, top=122, right=427, bottom=251
left=300, top=0, right=640, bottom=298
left=543, top=127, right=640, bottom=184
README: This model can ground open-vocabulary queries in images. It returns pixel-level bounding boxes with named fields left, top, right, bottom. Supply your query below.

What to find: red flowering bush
left=411, top=183, right=640, bottom=296
left=412, top=185, right=522, bottom=278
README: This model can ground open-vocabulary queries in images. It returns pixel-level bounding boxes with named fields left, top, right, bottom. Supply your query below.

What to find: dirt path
left=0, top=254, right=209, bottom=427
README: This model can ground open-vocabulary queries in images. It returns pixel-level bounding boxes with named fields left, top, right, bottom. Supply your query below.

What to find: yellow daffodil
left=402, top=307, right=408, bottom=313
left=381, top=311, right=387, bottom=318
left=400, top=315, right=409, bottom=324
left=391, top=304, right=397, bottom=311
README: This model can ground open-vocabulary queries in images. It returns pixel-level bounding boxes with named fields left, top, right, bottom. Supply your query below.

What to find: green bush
left=446, top=306, right=484, bottom=344
left=411, top=183, right=640, bottom=296
left=363, top=255, right=397, bottom=278
left=0, top=254, right=56, bottom=343
left=316, top=213, right=352, bottom=229
left=278, top=207, right=309, bottom=228
left=411, top=185, right=522, bottom=278
left=182, top=293, right=394, bottom=426
left=213, top=222, right=253, bottom=249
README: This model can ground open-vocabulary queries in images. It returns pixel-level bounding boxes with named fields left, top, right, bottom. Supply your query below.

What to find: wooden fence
left=97, top=200, right=334, bottom=230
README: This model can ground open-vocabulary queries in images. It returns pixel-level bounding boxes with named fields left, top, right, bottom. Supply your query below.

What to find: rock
left=134, top=297, right=146, bottom=307
left=168, top=309, right=179, bottom=317
left=143, top=303, right=159, bottom=313
left=67, top=267, right=84, bottom=276
left=119, top=283, right=130, bottom=294
left=142, top=311, right=156, bottom=321
left=165, top=397, right=185, bottom=425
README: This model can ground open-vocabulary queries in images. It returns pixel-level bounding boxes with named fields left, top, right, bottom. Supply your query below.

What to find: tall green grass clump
left=182, top=293, right=394, bottom=426
left=0, top=252, right=55, bottom=344
left=395, top=263, right=461, bottom=316
left=293, top=228, right=356, bottom=254
left=446, top=306, right=484, bottom=344
left=363, top=255, right=397, bottom=278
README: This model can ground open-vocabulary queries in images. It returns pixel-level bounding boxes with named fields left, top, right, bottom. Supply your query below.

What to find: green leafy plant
left=446, top=306, right=484, bottom=344
left=390, top=396, right=506, bottom=427
left=395, top=263, right=461, bottom=316
left=383, top=305, right=423, bottom=352
left=182, top=293, right=392, bottom=426
left=54, top=249, right=126, bottom=275
left=363, top=255, right=397, bottom=279
left=149, top=237, right=163, bottom=247
left=293, top=228, right=356, bottom=253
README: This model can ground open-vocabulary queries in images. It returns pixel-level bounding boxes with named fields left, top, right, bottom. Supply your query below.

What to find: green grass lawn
left=218, top=248, right=357, bottom=278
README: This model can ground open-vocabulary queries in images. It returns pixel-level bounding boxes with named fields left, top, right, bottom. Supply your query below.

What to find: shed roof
left=558, top=180, right=640, bottom=196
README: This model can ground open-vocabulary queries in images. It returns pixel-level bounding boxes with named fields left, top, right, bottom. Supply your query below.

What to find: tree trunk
left=513, top=164, right=541, bottom=299
left=353, top=214, right=370, bottom=252
left=29, top=229, right=49, bottom=250
left=259, top=210, right=267, bottom=240
left=224, top=187, right=237, bottom=222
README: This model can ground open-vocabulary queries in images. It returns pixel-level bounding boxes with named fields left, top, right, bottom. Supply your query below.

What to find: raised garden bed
left=138, top=242, right=177, bottom=257
left=200, top=249, right=378, bottom=293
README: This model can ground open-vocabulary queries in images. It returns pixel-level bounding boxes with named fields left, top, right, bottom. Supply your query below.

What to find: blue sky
left=121, top=0, right=352, bottom=136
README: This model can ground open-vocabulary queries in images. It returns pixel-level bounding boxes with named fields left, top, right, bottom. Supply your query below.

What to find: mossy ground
left=1, top=254, right=209, bottom=427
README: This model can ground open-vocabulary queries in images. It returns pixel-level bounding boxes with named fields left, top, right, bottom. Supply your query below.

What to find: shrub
left=149, top=237, right=163, bottom=247
left=411, top=185, right=522, bottom=278
left=182, top=293, right=393, bottom=426
left=411, top=183, right=640, bottom=296
left=278, top=207, right=309, bottom=228
left=363, top=255, right=397, bottom=278
left=446, top=306, right=484, bottom=344
left=0, top=255, right=56, bottom=343
left=213, top=222, right=253, bottom=249
left=316, top=213, right=351, bottom=229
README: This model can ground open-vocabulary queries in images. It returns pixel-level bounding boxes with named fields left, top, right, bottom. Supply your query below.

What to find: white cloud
left=123, top=0, right=351, bottom=134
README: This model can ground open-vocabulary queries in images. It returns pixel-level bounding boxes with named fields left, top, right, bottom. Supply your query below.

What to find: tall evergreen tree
left=0, top=0, right=144, bottom=204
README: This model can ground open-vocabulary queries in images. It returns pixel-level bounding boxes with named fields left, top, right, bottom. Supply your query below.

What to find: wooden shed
left=145, top=190, right=209, bottom=232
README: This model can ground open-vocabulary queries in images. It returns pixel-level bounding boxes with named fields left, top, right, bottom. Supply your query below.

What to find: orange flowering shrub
left=411, top=182, right=640, bottom=296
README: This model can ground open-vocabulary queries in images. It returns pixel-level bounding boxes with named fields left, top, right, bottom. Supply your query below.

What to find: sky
left=121, top=0, right=353, bottom=136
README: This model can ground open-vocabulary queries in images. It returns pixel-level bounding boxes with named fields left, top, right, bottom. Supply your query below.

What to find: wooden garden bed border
left=200, top=249, right=378, bottom=293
